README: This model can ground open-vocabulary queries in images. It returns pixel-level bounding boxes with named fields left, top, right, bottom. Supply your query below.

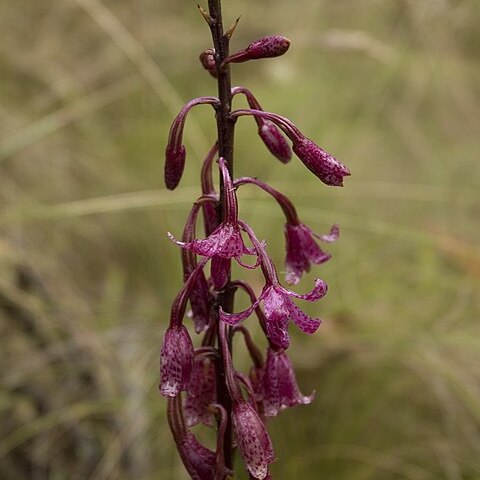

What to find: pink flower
left=220, top=222, right=327, bottom=349
left=285, top=223, right=339, bottom=285
left=160, top=325, right=194, bottom=397
left=261, top=348, right=314, bottom=417
left=169, top=158, right=260, bottom=289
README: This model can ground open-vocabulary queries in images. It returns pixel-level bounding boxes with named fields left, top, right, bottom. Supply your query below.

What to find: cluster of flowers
left=160, top=33, right=349, bottom=480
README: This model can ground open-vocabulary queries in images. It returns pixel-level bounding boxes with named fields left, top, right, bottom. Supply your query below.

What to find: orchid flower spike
left=220, top=221, right=327, bottom=349
left=165, top=96, right=219, bottom=190
left=168, top=157, right=261, bottom=289
left=224, top=35, right=291, bottom=66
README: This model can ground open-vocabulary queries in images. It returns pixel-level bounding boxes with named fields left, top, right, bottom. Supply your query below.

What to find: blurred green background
left=1, top=0, right=479, bottom=479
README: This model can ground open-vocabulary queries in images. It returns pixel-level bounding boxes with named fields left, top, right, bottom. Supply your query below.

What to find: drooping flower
left=164, top=96, right=219, bottom=190
left=169, top=157, right=260, bottom=289
left=231, top=108, right=351, bottom=186
left=232, top=87, right=291, bottom=163
left=285, top=223, right=339, bottom=285
left=220, top=221, right=327, bottom=349
left=160, top=259, right=208, bottom=397
left=234, top=176, right=339, bottom=284
left=232, top=402, right=275, bottom=479
left=184, top=356, right=216, bottom=427
left=224, top=35, right=291, bottom=65
left=160, top=326, right=194, bottom=398
left=167, top=395, right=218, bottom=480
left=261, top=347, right=314, bottom=417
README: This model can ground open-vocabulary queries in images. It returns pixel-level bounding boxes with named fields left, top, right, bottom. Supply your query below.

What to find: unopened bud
left=258, top=121, right=292, bottom=164
left=165, top=144, right=186, bottom=190
left=199, top=49, right=217, bottom=78
left=292, top=137, right=350, bottom=187
left=224, top=35, right=291, bottom=66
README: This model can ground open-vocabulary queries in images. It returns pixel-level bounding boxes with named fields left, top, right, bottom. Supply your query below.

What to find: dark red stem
left=207, top=0, right=236, bottom=474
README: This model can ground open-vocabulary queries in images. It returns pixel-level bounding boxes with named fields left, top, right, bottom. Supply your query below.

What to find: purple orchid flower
left=234, top=176, right=339, bottom=284
left=261, top=347, right=314, bottom=417
left=160, top=258, right=208, bottom=397
left=231, top=108, right=351, bottom=186
left=232, top=87, right=291, bottom=163
left=160, top=325, right=194, bottom=398
left=285, top=223, right=339, bottom=285
left=169, top=157, right=260, bottom=289
left=184, top=355, right=217, bottom=427
left=164, top=96, right=219, bottom=190
left=220, top=221, right=327, bottom=349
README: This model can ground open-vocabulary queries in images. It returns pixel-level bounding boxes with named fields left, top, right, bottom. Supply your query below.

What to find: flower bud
left=292, top=137, right=350, bottom=187
left=224, top=35, right=291, bottom=65
left=160, top=325, right=194, bottom=397
left=232, top=402, right=275, bottom=479
left=164, top=97, right=219, bottom=190
left=258, top=120, right=292, bottom=164
left=165, top=144, right=186, bottom=190
left=199, top=49, right=217, bottom=78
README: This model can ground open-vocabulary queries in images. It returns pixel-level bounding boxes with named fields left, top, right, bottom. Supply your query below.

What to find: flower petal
left=286, top=300, right=322, bottom=335
left=279, top=278, right=328, bottom=302
left=298, top=224, right=331, bottom=265
left=312, top=223, right=339, bottom=243
left=219, top=299, right=259, bottom=326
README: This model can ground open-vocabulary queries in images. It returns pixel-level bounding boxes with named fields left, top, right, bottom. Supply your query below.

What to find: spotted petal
left=286, top=299, right=322, bottom=335
left=219, top=299, right=260, bottom=326
left=279, top=278, right=328, bottom=301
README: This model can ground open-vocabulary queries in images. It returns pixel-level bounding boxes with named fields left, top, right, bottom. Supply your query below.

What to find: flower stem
left=207, top=0, right=236, bottom=475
